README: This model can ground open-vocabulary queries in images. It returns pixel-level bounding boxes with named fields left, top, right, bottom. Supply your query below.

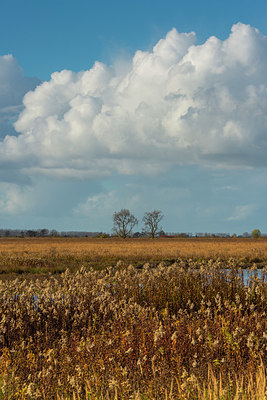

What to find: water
left=219, top=268, right=265, bottom=286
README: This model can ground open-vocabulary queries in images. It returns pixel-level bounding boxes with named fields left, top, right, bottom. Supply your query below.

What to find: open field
left=0, top=237, right=267, bottom=275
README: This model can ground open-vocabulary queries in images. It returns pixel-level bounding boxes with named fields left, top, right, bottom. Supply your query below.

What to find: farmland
left=0, top=238, right=266, bottom=399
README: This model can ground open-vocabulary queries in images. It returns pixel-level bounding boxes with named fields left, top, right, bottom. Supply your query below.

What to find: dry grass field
left=1, top=236, right=267, bottom=258
left=0, top=237, right=267, bottom=275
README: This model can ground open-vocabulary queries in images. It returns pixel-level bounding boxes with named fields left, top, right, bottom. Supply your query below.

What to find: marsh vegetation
left=0, top=238, right=266, bottom=399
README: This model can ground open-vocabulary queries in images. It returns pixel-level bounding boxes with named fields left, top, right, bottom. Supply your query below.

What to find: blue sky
left=0, top=0, right=267, bottom=234
left=2, top=0, right=267, bottom=80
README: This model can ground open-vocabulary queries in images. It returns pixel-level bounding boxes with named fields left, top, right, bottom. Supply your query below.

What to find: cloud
left=0, top=55, right=40, bottom=139
left=0, top=183, right=35, bottom=215
left=1, top=23, right=267, bottom=180
left=212, top=185, right=237, bottom=191
left=74, top=190, right=141, bottom=217
left=74, top=191, right=118, bottom=215
left=227, top=204, right=255, bottom=221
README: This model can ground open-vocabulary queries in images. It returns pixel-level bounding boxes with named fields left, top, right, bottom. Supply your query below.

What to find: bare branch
left=113, top=209, right=138, bottom=238
left=142, top=210, right=164, bottom=238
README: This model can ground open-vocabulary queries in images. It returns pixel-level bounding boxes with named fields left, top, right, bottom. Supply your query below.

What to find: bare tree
left=142, top=210, right=164, bottom=238
left=113, top=209, right=138, bottom=238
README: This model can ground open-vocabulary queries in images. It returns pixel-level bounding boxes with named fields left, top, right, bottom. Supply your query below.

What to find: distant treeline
left=0, top=229, right=265, bottom=238
left=0, top=229, right=102, bottom=238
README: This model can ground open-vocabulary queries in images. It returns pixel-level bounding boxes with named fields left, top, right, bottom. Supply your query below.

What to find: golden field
left=0, top=237, right=267, bottom=275
left=1, top=237, right=267, bottom=259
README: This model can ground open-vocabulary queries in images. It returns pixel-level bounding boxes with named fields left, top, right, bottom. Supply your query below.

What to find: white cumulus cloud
left=1, top=23, right=267, bottom=180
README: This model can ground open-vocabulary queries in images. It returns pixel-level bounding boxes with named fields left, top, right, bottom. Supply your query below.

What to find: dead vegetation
left=0, top=259, right=266, bottom=399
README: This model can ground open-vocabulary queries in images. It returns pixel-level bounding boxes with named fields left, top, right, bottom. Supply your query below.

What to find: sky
left=0, top=0, right=267, bottom=234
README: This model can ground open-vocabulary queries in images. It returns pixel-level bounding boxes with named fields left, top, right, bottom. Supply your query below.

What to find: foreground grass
left=0, top=261, right=266, bottom=399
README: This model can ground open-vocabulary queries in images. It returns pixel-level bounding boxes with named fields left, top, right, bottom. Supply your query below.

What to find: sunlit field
left=0, top=237, right=267, bottom=275
left=0, top=238, right=266, bottom=399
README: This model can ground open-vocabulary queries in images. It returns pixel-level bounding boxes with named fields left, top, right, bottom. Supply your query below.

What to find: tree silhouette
left=113, top=209, right=138, bottom=238
left=142, top=210, right=164, bottom=238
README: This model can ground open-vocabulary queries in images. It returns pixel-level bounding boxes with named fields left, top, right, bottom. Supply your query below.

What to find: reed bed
left=0, top=237, right=267, bottom=274
left=0, top=260, right=266, bottom=399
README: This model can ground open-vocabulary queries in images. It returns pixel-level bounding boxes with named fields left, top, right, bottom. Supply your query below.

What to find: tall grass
left=0, top=261, right=266, bottom=399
